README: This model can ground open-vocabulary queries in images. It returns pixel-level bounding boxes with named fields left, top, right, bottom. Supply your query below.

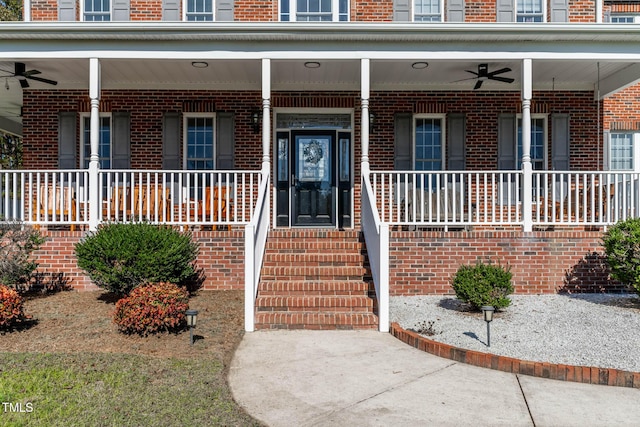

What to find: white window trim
left=280, top=0, right=349, bottom=22
left=182, top=0, right=215, bottom=21
left=412, top=0, right=444, bottom=23
left=516, top=113, right=548, bottom=170
left=413, top=114, right=447, bottom=171
left=515, top=0, right=547, bottom=23
left=79, top=0, right=113, bottom=22
left=79, top=112, right=112, bottom=167
left=606, top=132, right=640, bottom=172
left=182, top=113, right=217, bottom=170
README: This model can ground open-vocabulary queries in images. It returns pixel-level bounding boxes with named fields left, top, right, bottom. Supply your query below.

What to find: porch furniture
left=406, top=187, right=472, bottom=228
left=102, top=184, right=134, bottom=221
left=186, top=186, right=230, bottom=230
left=139, top=186, right=171, bottom=222
left=553, top=183, right=615, bottom=222
left=32, top=184, right=77, bottom=231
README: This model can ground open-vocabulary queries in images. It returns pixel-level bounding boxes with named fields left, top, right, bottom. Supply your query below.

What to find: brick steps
left=255, top=229, right=377, bottom=330
left=258, top=280, right=371, bottom=296
left=254, top=312, right=379, bottom=330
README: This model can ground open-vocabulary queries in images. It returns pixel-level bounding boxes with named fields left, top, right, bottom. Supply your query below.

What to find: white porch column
left=24, top=0, right=32, bottom=21
left=261, top=58, right=271, bottom=169
left=361, top=58, right=371, bottom=169
left=88, top=58, right=101, bottom=231
left=521, top=59, right=533, bottom=232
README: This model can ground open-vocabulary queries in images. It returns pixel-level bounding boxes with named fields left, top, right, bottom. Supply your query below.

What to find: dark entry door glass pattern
left=292, top=132, right=334, bottom=226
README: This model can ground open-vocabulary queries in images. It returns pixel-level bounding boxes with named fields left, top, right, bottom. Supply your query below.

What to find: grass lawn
left=0, top=290, right=262, bottom=426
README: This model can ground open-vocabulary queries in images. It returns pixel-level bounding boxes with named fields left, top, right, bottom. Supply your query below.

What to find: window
left=609, top=133, right=638, bottom=171
left=81, top=114, right=112, bottom=169
left=280, top=0, right=349, bottom=22
left=414, top=0, right=442, bottom=22
left=414, top=116, right=445, bottom=172
left=186, top=0, right=214, bottom=21
left=610, top=15, right=640, bottom=24
left=517, top=116, right=547, bottom=170
left=516, top=0, right=543, bottom=22
left=84, top=0, right=112, bottom=21
left=184, top=114, right=215, bottom=170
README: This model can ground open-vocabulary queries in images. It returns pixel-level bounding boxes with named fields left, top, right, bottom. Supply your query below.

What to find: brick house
left=1, top=0, right=639, bottom=331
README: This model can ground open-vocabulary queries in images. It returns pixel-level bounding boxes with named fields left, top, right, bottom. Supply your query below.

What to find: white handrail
left=361, top=163, right=389, bottom=333
left=244, top=165, right=270, bottom=332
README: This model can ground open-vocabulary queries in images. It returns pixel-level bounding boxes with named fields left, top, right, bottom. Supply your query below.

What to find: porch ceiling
left=2, top=22, right=640, bottom=135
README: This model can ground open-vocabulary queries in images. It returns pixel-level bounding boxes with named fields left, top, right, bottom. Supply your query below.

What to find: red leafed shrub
left=0, top=284, right=26, bottom=329
left=113, top=282, right=190, bottom=336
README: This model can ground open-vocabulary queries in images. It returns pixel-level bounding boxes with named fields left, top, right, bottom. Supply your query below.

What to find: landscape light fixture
left=251, top=110, right=261, bottom=134
left=481, top=306, right=495, bottom=347
left=185, top=309, right=199, bottom=345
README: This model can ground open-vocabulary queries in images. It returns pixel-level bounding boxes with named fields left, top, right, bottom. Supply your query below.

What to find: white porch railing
left=361, top=165, right=389, bottom=333
left=0, top=169, right=262, bottom=228
left=370, top=170, right=640, bottom=228
left=0, top=170, right=89, bottom=227
left=244, top=166, right=271, bottom=332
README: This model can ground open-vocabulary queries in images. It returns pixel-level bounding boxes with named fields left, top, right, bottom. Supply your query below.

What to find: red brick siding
left=465, top=0, right=497, bottom=22
left=23, top=90, right=263, bottom=171
left=389, top=230, right=625, bottom=296
left=130, top=0, right=163, bottom=20
left=368, top=91, right=602, bottom=171
left=568, top=0, right=596, bottom=22
left=30, top=0, right=59, bottom=21
left=33, top=229, right=245, bottom=291
left=27, top=0, right=626, bottom=23
left=605, top=85, right=640, bottom=133
left=235, top=0, right=277, bottom=21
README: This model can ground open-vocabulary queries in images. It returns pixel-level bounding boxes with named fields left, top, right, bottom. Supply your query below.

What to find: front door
left=292, top=131, right=335, bottom=226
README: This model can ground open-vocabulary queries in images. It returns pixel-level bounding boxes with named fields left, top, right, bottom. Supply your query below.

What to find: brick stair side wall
left=30, top=229, right=245, bottom=291
left=390, top=230, right=625, bottom=296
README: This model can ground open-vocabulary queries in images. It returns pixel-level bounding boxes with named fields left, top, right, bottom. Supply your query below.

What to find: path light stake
left=481, top=306, right=494, bottom=347
left=186, top=309, right=199, bottom=346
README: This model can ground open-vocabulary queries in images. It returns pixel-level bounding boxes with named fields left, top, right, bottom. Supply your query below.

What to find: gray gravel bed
left=390, top=294, right=640, bottom=373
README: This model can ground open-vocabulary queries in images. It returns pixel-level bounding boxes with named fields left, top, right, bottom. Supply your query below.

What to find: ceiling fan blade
left=464, top=70, right=479, bottom=77
left=489, top=76, right=515, bottom=84
left=451, top=76, right=478, bottom=83
left=473, top=80, right=483, bottom=90
left=26, top=75, right=58, bottom=86
left=487, top=67, right=512, bottom=77
left=19, top=78, right=29, bottom=89
left=22, top=69, right=42, bottom=77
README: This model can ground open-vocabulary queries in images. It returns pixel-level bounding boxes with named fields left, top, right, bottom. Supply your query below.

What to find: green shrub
left=0, top=222, right=45, bottom=291
left=0, top=284, right=26, bottom=329
left=451, top=261, right=513, bottom=310
left=113, top=282, right=190, bottom=336
left=602, top=218, right=640, bottom=296
left=75, top=223, right=199, bottom=296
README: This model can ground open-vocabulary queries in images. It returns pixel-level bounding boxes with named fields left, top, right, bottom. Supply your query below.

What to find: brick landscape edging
left=390, top=322, right=640, bottom=389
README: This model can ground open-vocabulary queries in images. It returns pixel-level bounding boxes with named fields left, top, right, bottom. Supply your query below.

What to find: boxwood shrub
left=602, top=217, right=640, bottom=296
left=451, top=261, right=513, bottom=310
left=75, top=223, right=199, bottom=296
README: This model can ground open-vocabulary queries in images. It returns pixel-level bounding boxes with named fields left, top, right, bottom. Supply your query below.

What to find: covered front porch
left=2, top=23, right=640, bottom=331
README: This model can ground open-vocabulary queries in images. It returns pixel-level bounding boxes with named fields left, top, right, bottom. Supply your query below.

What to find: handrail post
left=244, top=223, right=255, bottom=332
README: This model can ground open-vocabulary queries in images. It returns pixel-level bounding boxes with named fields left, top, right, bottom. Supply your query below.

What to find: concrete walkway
left=229, top=330, right=640, bottom=427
